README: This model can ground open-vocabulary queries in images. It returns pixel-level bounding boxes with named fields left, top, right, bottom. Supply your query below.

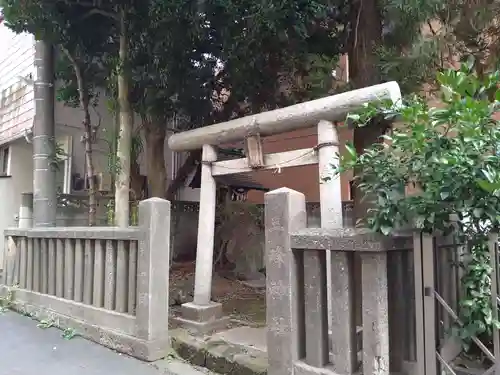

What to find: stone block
left=174, top=316, right=230, bottom=336
left=181, top=301, right=224, bottom=322
left=176, top=301, right=229, bottom=335
left=170, top=328, right=269, bottom=375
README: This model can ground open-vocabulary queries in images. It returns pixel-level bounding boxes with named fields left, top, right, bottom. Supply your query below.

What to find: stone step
left=171, top=328, right=268, bottom=375
left=171, top=325, right=411, bottom=375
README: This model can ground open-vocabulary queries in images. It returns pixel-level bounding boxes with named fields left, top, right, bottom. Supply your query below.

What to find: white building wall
left=54, top=94, right=115, bottom=191
left=0, top=138, right=33, bottom=268
left=0, top=24, right=35, bottom=145
left=56, top=103, right=181, bottom=198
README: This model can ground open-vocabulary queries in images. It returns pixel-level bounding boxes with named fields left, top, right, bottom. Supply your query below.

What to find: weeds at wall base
left=0, top=286, right=77, bottom=340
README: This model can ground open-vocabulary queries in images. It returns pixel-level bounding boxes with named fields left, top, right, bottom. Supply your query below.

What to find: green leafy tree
left=1, top=0, right=114, bottom=225
left=158, top=0, right=349, bottom=199
left=205, top=0, right=347, bottom=112
left=64, top=0, right=142, bottom=227
left=321, top=0, right=500, bottom=221
left=378, top=0, right=500, bottom=91
left=3, top=0, right=149, bottom=226
left=127, top=0, right=217, bottom=198
left=333, top=63, right=500, bottom=350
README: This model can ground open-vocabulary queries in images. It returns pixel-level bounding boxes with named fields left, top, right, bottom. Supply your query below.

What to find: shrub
left=331, top=61, right=500, bottom=350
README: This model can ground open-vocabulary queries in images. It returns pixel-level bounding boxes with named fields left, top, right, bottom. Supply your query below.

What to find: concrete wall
left=0, top=138, right=33, bottom=267
left=0, top=24, right=35, bottom=145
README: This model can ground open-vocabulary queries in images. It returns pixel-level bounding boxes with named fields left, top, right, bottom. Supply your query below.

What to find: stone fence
left=265, top=188, right=415, bottom=375
left=1, top=198, right=171, bottom=361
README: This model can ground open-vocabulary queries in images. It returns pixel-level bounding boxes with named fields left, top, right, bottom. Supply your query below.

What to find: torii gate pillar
left=177, top=144, right=229, bottom=333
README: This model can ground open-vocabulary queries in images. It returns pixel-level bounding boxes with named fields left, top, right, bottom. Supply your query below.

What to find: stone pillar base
left=174, top=301, right=229, bottom=335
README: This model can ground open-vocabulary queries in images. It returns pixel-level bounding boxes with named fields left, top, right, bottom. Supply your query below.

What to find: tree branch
left=427, top=20, right=437, bottom=36
left=80, top=8, right=119, bottom=21
left=91, top=105, right=102, bottom=129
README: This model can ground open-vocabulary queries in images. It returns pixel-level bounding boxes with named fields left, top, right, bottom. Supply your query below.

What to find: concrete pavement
left=0, top=312, right=210, bottom=375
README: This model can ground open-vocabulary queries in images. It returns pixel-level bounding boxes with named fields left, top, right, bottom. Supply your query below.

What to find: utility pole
left=33, top=40, right=57, bottom=227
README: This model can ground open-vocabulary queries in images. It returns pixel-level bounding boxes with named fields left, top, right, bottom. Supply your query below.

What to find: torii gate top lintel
left=168, top=81, right=402, bottom=152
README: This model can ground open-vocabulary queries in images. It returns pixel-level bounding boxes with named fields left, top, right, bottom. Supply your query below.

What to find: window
left=54, top=136, right=72, bottom=194
left=0, top=146, right=10, bottom=176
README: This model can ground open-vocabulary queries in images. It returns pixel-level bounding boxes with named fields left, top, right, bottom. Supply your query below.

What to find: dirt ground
left=169, top=262, right=266, bottom=327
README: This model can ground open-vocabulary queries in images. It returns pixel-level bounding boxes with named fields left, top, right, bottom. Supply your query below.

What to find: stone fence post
left=265, top=188, right=307, bottom=375
left=136, top=198, right=171, bottom=356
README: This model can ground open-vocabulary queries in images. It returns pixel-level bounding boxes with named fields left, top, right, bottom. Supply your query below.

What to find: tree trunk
left=347, top=0, right=385, bottom=333
left=83, top=111, right=97, bottom=226
left=64, top=49, right=97, bottom=226
left=348, top=0, right=384, bottom=222
left=115, top=8, right=133, bottom=227
left=145, top=123, right=167, bottom=198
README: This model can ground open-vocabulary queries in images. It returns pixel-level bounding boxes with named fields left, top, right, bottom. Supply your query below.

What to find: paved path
left=0, top=312, right=170, bottom=375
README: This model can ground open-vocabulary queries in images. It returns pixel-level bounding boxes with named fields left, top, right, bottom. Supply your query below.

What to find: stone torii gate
left=168, top=82, right=402, bottom=333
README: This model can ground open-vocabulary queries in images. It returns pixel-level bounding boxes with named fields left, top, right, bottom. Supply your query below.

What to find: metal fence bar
left=434, top=292, right=495, bottom=361
left=436, top=352, right=457, bottom=375
left=413, top=233, right=426, bottom=375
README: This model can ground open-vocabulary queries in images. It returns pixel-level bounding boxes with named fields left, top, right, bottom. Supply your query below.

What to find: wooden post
left=413, top=233, right=425, bottom=375
left=245, top=134, right=264, bottom=168
left=489, top=233, right=500, bottom=373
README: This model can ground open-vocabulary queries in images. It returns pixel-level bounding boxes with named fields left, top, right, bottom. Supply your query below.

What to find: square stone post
left=361, top=251, right=389, bottom=375
left=136, top=198, right=171, bottom=349
left=265, top=188, right=307, bottom=375
left=178, top=144, right=229, bottom=334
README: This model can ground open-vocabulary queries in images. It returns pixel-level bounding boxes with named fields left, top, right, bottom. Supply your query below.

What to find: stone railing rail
left=1, top=198, right=171, bottom=361
left=265, top=188, right=415, bottom=375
